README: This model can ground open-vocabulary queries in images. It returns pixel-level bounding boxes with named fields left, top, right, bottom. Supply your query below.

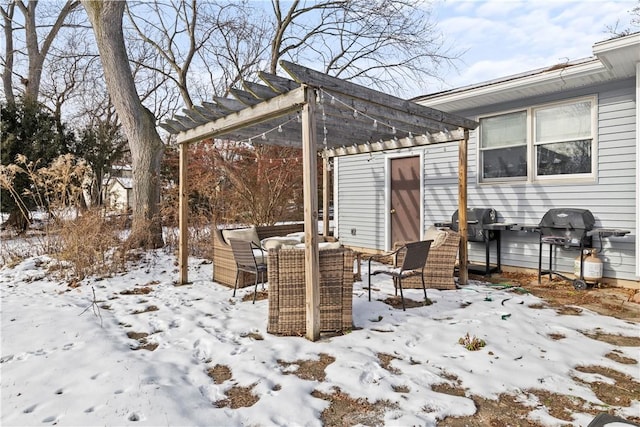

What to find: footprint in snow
left=90, top=371, right=109, bottom=380
left=128, top=412, right=144, bottom=421
left=192, top=338, right=214, bottom=363
left=33, top=348, right=47, bottom=357
left=23, top=404, right=38, bottom=414
left=42, top=414, right=59, bottom=424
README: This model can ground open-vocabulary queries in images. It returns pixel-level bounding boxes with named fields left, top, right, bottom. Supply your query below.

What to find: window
left=534, top=101, right=592, bottom=177
left=479, top=97, right=595, bottom=182
left=480, top=111, right=527, bottom=179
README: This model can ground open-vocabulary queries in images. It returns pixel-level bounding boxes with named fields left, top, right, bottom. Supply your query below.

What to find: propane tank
left=574, top=249, right=603, bottom=283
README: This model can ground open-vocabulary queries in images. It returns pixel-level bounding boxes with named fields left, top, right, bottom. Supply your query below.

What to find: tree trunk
left=18, top=0, right=80, bottom=103
left=1, top=2, right=16, bottom=105
left=83, top=0, right=163, bottom=248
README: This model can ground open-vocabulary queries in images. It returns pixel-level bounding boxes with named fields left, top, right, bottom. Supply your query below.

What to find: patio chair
left=395, top=227, right=461, bottom=290
left=367, top=240, right=432, bottom=310
left=229, top=238, right=267, bottom=304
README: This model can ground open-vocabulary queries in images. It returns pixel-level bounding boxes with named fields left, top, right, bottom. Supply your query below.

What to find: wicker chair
left=267, top=248, right=354, bottom=336
left=395, top=228, right=461, bottom=290
left=212, top=223, right=304, bottom=288
left=367, top=240, right=432, bottom=311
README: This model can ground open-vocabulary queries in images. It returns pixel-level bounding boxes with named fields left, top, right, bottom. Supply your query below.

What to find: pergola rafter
left=165, top=61, right=478, bottom=341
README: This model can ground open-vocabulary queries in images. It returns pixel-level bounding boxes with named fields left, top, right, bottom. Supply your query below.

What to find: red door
left=390, top=156, right=421, bottom=245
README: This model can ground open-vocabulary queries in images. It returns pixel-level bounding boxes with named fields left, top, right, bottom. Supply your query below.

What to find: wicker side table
left=267, top=248, right=354, bottom=336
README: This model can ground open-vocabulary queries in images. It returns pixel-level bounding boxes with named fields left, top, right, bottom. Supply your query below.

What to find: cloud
left=431, top=0, right=637, bottom=91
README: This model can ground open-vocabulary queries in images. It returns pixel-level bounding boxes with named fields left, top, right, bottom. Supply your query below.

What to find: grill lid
left=451, top=208, right=497, bottom=242
left=539, top=208, right=595, bottom=247
left=539, top=208, right=595, bottom=231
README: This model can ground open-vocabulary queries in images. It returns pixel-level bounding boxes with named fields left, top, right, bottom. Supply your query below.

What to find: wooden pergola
left=162, top=61, right=478, bottom=341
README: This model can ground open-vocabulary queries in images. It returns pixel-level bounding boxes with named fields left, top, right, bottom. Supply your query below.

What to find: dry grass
left=57, top=209, right=126, bottom=280
left=1, top=154, right=134, bottom=281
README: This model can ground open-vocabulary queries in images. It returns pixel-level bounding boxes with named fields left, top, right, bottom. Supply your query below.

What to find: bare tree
left=82, top=0, right=163, bottom=248
left=125, top=0, right=267, bottom=109
left=269, top=0, right=457, bottom=97
left=13, top=0, right=81, bottom=103
left=1, top=1, right=16, bottom=104
left=606, top=0, right=640, bottom=36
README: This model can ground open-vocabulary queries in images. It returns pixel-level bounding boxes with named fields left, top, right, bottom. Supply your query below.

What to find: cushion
left=286, top=232, right=306, bottom=243
left=425, top=226, right=448, bottom=248
left=320, top=241, right=342, bottom=250
left=252, top=248, right=266, bottom=265
left=293, top=241, right=342, bottom=250
left=222, top=226, right=260, bottom=247
left=261, top=237, right=301, bottom=251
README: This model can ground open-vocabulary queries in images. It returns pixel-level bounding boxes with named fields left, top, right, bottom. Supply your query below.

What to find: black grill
left=450, top=208, right=501, bottom=275
left=451, top=208, right=497, bottom=242
left=538, top=208, right=595, bottom=247
left=538, top=208, right=595, bottom=290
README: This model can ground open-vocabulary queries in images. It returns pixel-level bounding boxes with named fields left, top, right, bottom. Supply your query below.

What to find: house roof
left=414, top=32, right=640, bottom=112
left=161, top=61, right=478, bottom=158
left=108, top=177, right=133, bottom=190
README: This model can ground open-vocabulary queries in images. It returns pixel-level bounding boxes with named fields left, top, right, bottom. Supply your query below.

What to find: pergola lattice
left=163, top=61, right=478, bottom=341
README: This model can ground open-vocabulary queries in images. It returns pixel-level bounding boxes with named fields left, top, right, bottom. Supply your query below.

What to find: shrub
left=57, top=209, right=126, bottom=280
left=458, top=333, right=486, bottom=351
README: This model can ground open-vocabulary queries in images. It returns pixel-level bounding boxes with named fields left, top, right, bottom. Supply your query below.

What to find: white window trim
left=477, top=95, right=598, bottom=184
left=532, top=96, right=598, bottom=182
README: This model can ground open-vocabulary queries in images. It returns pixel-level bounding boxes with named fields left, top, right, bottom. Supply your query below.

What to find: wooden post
left=301, top=86, right=320, bottom=341
left=458, top=129, right=469, bottom=286
left=178, top=142, right=189, bottom=285
left=322, top=156, right=330, bottom=238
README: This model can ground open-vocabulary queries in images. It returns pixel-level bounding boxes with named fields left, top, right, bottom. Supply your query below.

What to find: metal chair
left=367, top=240, right=432, bottom=310
left=228, top=239, right=267, bottom=304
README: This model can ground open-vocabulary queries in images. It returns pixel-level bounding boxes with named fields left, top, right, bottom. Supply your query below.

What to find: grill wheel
left=573, top=279, right=587, bottom=290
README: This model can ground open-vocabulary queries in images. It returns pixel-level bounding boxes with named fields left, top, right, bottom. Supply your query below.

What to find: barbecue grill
left=537, top=208, right=595, bottom=289
left=451, top=208, right=500, bottom=275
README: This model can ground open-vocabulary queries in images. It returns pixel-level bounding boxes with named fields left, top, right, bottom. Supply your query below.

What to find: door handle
left=390, top=208, right=396, bottom=214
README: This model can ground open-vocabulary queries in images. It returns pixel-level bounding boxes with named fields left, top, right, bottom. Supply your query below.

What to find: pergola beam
left=177, top=87, right=307, bottom=145
left=281, top=61, right=478, bottom=130
left=259, top=71, right=301, bottom=94
left=301, top=87, right=321, bottom=341
left=243, top=81, right=280, bottom=100
left=323, top=128, right=466, bottom=157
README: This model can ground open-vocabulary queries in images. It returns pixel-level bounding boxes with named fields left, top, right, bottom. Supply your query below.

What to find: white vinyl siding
left=334, top=154, right=387, bottom=249
left=335, top=78, right=636, bottom=281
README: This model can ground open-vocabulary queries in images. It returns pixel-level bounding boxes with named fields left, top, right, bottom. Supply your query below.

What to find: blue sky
left=431, top=0, right=637, bottom=90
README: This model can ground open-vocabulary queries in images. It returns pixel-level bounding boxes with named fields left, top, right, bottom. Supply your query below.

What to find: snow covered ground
left=1, top=249, right=639, bottom=426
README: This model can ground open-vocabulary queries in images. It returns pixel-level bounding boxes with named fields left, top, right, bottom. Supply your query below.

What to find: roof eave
left=417, top=32, right=640, bottom=112
left=417, top=58, right=606, bottom=110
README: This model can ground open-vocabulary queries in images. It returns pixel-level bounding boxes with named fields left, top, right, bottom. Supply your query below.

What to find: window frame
left=477, top=95, right=598, bottom=184
left=478, top=109, right=529, bottom=182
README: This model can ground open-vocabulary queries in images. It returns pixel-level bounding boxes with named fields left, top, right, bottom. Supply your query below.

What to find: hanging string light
left=234, top=88, right=429, bottom=150
left=319, top=88, right=423, bottom=142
